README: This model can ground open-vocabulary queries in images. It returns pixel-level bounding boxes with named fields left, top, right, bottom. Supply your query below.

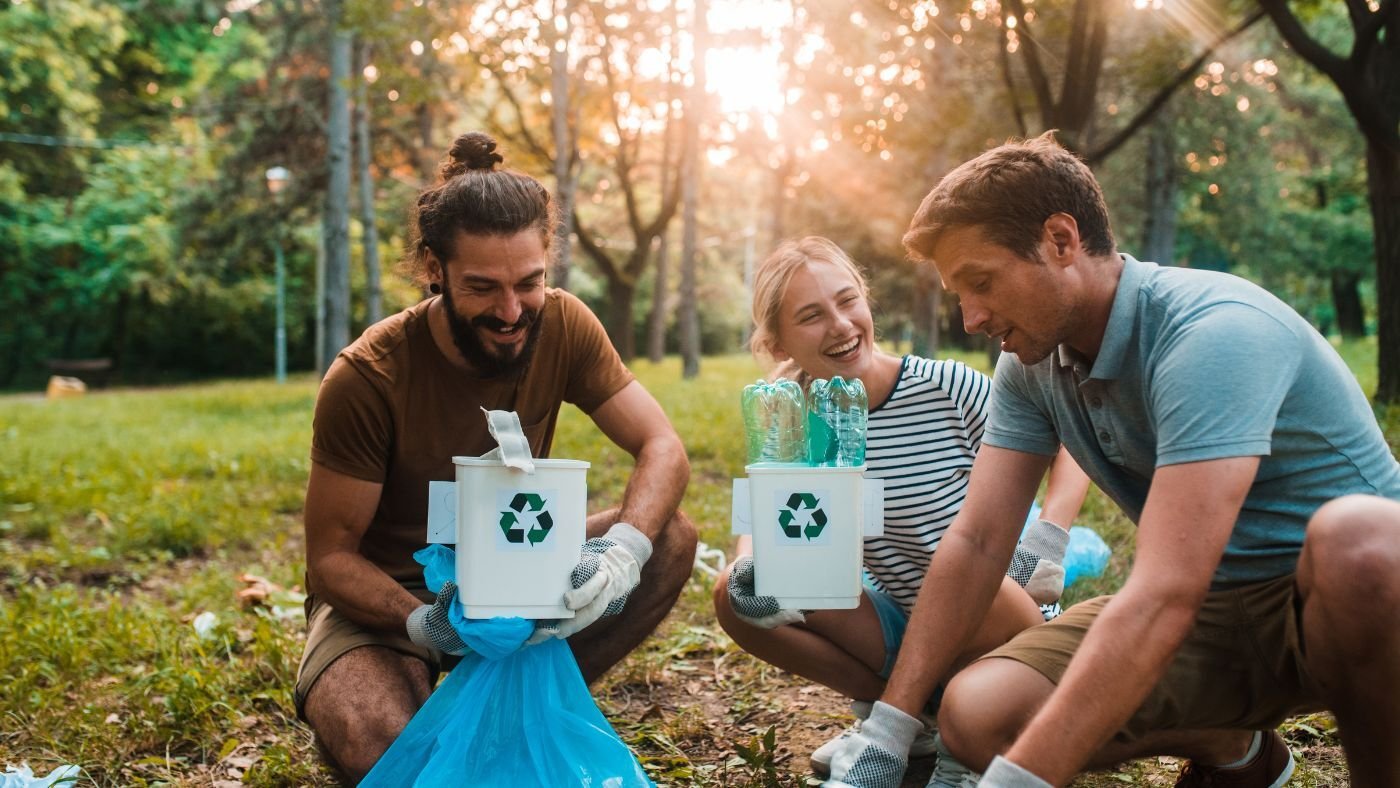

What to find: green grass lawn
left=0, top=341, right=1390, bottom=786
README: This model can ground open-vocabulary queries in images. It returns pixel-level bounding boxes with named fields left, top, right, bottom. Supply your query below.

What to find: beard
left=440, top=286, right=544, bottom=378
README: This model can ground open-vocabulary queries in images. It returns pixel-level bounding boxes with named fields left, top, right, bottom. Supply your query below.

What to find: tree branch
left=999, top=26, right=1029, bottom=137
left=1003, top=0, right=1057, bottom=128
left=1256, top=0, right=1348, bottom=84
left=572, top=211, right=619, bottom=280
left=600, top=46, right=645, bottom=237
left=482, top=60, right=553, bottom=163
left=1353, top=0, right=1396, bottom=65
left=1086, top=7, right=1265, bottom=164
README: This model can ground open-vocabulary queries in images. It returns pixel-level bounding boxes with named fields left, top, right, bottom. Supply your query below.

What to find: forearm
left=615, top=435, right=689, bottom=540
left=311, top=550, right=425, bottom=634
left=882, top=530, right=1008, bottom=715
left=1039, top=447, right=1089, bottom=527
left=1005, top=586, right=1198, bottom=784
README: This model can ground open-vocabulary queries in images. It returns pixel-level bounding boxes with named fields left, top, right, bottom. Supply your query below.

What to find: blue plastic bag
left=361, top=546, right=654, bottom=788
left=1063, top=526, right=1111, bottom=587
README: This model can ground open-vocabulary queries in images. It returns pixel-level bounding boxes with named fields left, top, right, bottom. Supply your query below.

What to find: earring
left=430, top=282, right=442, bottom=294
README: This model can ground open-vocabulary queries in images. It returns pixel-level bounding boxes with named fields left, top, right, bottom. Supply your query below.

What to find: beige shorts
left=980, top=574, right=1324, bottom=740
left=293, top=591, right=460, bottom=721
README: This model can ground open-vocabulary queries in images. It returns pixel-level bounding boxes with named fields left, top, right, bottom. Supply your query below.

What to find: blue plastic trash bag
left=0, top=764, right=81, bottom=788
left=361, top=546, right=654, bottom=788
left=1063, top=526, right=1111, bottom=587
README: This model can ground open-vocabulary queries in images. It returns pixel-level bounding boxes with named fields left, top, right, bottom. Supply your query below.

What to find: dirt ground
left=597, top=644, right=1351, bottom=787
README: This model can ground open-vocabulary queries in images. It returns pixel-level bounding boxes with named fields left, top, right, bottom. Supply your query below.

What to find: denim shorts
left=863, top=579, right=910, bottom=680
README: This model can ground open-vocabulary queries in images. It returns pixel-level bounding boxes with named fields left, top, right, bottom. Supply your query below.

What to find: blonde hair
left=750, top=236, right=871, bottom=382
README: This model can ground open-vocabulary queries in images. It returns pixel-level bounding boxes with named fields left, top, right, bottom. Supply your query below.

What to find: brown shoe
left=1174, top=731, right=1295, bottom=787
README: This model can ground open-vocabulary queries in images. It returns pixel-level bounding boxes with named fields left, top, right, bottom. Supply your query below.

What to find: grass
left=0, top=342, right=1388, bottom=786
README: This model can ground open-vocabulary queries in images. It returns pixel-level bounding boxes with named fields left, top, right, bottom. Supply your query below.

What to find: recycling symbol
left=498, top=492, right=554, bottom=546
left=777, top=492, right=827, bottom=540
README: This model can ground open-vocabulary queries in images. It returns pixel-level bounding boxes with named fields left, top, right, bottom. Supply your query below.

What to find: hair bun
left=442, top=132, right=504, bottom=179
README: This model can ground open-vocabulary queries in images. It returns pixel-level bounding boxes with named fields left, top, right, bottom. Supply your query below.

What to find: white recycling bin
left=452, top=455, right=589, bottom=619
left=745, top=463, right=867, bottom=609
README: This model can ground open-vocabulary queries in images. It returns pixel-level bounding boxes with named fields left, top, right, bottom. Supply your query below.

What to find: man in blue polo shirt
left=821, top=133, right=1400, bottom=788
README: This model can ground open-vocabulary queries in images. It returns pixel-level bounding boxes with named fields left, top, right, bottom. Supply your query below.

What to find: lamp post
left=266, top=166, right=290, bottom=384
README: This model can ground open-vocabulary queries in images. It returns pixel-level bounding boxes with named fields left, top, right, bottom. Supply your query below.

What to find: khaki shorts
left=293, top=591, right=460, bottom=721
left=980, top=574, right=1324, bottom=741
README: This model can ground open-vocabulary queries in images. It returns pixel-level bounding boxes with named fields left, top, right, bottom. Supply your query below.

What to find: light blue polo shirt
left=984, top=255, right=1400, bottom=588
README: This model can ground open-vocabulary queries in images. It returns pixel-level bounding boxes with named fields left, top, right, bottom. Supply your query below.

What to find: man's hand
left=823, top=701, right=921, bottom=788
left=1008, top=518, right=1070, bottom=605
left=405, top=580, right=471, bottom=656
left=727, top=556, right=807, bottom=629
left=528, top=522, right=652, bottom=644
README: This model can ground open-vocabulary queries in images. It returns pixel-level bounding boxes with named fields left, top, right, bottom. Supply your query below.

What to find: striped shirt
left=863, top=355, right=991, bottom=612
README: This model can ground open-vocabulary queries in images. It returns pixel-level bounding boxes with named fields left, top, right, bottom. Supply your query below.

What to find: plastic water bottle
left=741, top=378, right=807, bottom=463
left=806, top=376, right=867, bottom=466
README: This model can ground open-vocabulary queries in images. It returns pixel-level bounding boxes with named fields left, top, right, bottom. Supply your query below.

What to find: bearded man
left=295, top=131, right=696, bottom=782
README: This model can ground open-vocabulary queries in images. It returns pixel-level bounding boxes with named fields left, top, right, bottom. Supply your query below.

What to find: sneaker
left=1174, top=730, right=1296, bottom=788
left=809, top=700, right=940, bottom=776
left=925, top=733, right=980, bottom=788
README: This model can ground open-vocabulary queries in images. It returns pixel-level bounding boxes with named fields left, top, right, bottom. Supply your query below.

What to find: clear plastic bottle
left=741, top=378, right=808, bottom=464
left=806, top=376, right=867, bottom=466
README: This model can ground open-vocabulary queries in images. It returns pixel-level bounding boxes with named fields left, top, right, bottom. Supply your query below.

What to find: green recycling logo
left=498, top=492, right=554, bottom=546
left=777, top=492, right=828, bottom=541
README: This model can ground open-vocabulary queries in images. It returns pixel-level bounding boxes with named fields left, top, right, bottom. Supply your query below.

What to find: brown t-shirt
left=308, top=288, right=634, bottom=590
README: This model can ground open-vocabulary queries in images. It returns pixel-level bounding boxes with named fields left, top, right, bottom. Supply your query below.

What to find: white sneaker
left=809, top=700, right=940, bottom=776
left=925, top=733, right=980, bottom=788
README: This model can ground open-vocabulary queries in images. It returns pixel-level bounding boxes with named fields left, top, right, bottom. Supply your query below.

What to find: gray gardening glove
left=405, top=581, right=471, bottom=656
left=981, top=755, right=1054, bottom=788
left=1008, top=519, right=1070, bottom=605
left=726, top=555, right=807, bottom=629
left=528, top=522, right=652, bottom=644
left=823, top=701, right=921, bottom=788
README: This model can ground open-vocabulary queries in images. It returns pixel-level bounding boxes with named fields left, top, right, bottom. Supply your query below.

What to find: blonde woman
left=713, top=236, right=1089, bottom=786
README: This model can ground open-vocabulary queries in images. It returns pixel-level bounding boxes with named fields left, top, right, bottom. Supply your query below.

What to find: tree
left=324, top=0, right=353, bottom=374
left=1257, top=0, right=1399, bottom=400
left=678, top=0, right=708, bottom=379
left=356, top=41, right=383, bottom=326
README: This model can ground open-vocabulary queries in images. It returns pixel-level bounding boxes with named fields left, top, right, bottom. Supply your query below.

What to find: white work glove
left=823, top=701, right=921, bottom=788
left=981, top=755, right=1054, bottom=788
left=726, top=555, right=807, bottom=629
left=527, top=522, right=652, bottom=644
left=405, top=580, right=471, bottom=656
left=1008, top=519, right=1070, bottom=605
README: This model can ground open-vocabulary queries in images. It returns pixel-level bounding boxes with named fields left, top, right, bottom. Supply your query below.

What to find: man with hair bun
left=823, top=132, right=1400, bottom=788
left=296, top=131, right=697, bottom=782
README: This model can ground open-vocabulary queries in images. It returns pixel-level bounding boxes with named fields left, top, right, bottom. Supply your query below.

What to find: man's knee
left=939, top=657, right=1051, bottom=771
left=303, top=647, right=432, bottom=780
left=1303, top=495, right=1400, bottom=609
left=646, top=511, right=698, bottom=591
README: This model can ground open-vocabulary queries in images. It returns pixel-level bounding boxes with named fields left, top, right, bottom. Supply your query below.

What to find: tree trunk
left=647, top=49, right=679, bottom=364
left=678, top=0, right=706, bottom=380
left=415, top=102, right=436, bottom=182
left=1330, top=269, right=1365, bottom=339
left=606, top=277, right=637, bottom=362
left=1141, top=108, right=1178, bottom=264
left=323, top=10, right=353, bottom=373
left=1368, top=139, right=1400, bottom=402
left=550, top=0, right=575, bottom=291
left=355, top=41, right=382, bottom=327
left=647, top=234, right=670, bottom=362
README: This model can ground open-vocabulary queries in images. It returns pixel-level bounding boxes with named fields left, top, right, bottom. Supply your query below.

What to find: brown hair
left=902, top=131, right=1115, bottom=262
left=405, top=132, right=557, bottom=284
left=750, top=236, right=871, bottom=383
